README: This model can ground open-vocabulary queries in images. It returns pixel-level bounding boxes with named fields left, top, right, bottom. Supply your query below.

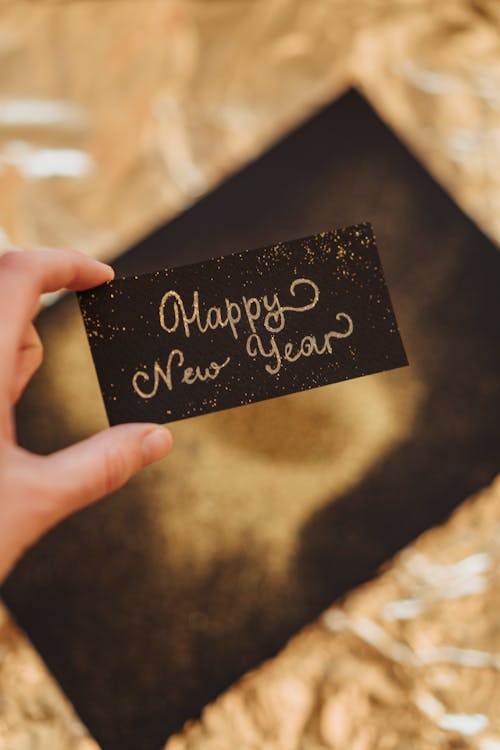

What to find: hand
left=0, top=248, right=173, bottom=583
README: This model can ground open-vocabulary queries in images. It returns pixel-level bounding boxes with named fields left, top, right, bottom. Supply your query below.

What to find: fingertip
left=101, top=263, right=115, bottom=281
left=89, top=260, right=114, bottom=284
left=74, top=249, right=113, bottom=282
left=141, top=426, right=173, bottom=465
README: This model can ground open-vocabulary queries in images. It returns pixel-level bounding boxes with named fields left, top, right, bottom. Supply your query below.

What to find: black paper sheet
left=9, top=92, right=500, bottom=750
left=78, top=223, right=407, bottom=425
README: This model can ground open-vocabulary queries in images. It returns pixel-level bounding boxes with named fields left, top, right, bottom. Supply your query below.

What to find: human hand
left=0, top=248, right=173, bottom=583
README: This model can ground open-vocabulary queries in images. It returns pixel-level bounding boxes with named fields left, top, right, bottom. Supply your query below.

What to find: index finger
left=0, top=248, right=114, bottom=398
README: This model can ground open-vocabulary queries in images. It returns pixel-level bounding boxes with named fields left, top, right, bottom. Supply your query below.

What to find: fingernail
left=94, top=261, right=114, bottom=280
left=141, top=426, right=172, bottom=464
left=101, top=263, right=115, bottom=280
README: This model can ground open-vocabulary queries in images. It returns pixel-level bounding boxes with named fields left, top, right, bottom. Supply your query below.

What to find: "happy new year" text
left=131, top=278, right=354, bottom=399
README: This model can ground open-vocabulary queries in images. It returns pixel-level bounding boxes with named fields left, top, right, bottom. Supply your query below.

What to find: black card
left=78, top=223, right=407, bottom=425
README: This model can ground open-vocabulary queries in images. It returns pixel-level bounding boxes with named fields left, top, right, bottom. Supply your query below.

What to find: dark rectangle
left=78, top=223, right=407, bottom=425
left=11, top=90, right=500, bottom=750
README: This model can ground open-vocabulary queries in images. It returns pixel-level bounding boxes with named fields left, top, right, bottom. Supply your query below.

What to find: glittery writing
left=132, top=277, right=354, bottom=399
left=158, top=278, right=320, bottom=339
left=132, top=351, right=231, bottom=399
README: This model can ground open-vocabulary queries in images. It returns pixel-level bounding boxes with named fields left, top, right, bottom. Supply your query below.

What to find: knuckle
left=101, top=444, right=130, bottom=496
left=0, top=251, right=35, bottom=289
left=25, top=461, right=62, bottom=527
left=0, top=250, right=26, bottom=272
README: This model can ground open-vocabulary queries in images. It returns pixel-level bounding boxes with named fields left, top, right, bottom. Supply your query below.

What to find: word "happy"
left=158, top=278, right=320, bottom=339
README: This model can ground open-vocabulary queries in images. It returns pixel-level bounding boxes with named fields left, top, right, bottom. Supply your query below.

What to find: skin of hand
left=0, top=248, right=173, bottom=584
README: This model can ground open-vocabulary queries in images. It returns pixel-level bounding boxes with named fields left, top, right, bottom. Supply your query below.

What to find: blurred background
left=2, top=0, right=500, bottom=259
left=0, top=2, right=499, bottom=750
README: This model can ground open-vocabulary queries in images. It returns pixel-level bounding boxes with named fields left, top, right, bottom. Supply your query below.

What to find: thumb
left=43, top=423, right=172, bottom=518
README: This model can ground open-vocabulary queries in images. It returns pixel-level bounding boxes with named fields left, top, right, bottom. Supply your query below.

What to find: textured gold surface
left=0, top=603, right=99, bottom=750
left=2, top=1, right=500, bottom=263
left=354, top=1, right=500, bottom=246
left=0, top=0, right=352, bottom=260
left=166, top=476, right=500, bottom=750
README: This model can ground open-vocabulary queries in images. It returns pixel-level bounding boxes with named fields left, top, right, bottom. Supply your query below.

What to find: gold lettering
left=247, top=312, right=354, bottom=373
left=159, top=290, right=199, bottom=337
left=206, top=305, right=225, bottom=330
left=262, top=293, right=285, bottom=333
left=242, top=296, right=261, bottom=333
left=132, top=349, right=185, bottom=398
left=281, top=278, right=320, bottom=315
left=158, top=278, right=320, bottom=341
left=181, top=357, right=231, bottom=385
left=132, top=350, right=231, bottom=399
left=246, top=333, right=282, bottom=375
left=225, top=299, right=241, bottom=339
left=323, top=313, right=354, bottom=350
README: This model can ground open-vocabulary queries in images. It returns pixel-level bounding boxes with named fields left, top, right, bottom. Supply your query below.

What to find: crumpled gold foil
left=0, top=603, right=99, bottom=750
left=1, top=1, right=500, bottom=261
left=1, top=2, right=500, bottom=749
left=354, top=0, right=500, bottom=247
left=166, top=476, right=500, bottom=750
left=0, top=0, right=354, bottom=260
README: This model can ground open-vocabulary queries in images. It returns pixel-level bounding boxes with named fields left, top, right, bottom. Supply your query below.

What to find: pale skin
left=0, top=248, right=173, bottom=584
